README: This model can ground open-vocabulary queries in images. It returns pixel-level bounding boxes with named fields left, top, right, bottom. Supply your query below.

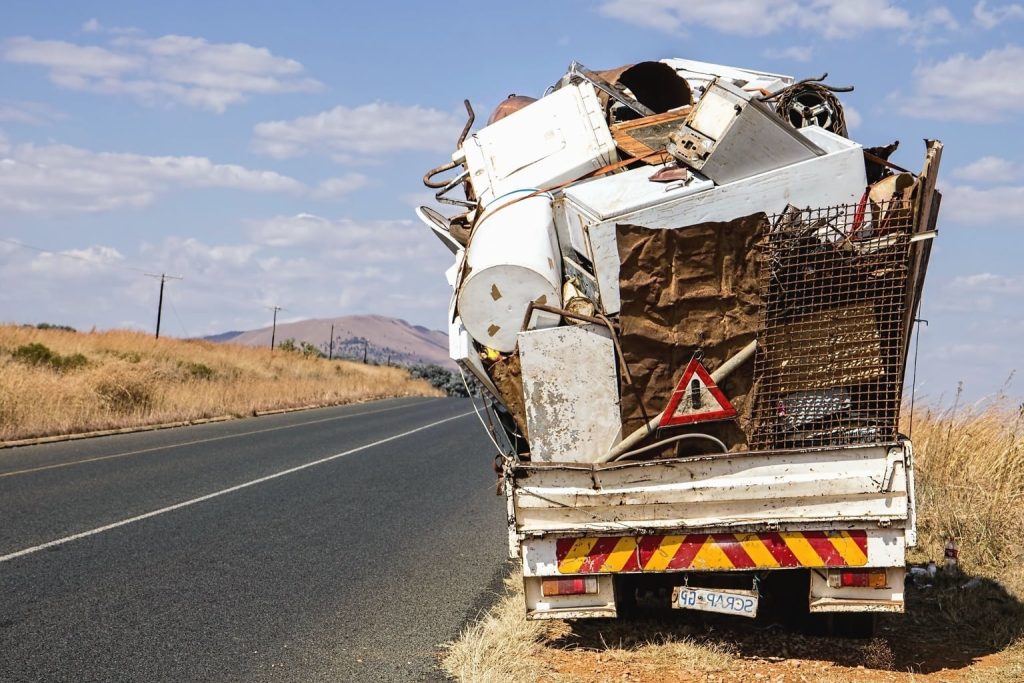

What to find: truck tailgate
left=513, top=444, right=911, bottom=535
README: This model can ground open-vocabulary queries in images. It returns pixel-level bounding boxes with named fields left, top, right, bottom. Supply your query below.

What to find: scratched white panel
left=519, top=324, right=620, bottom=463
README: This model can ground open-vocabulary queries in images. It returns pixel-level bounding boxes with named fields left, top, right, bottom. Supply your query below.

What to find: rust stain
left=490, top=284, right=502, bottom=301
left=487, top=324, right=501, bottom=337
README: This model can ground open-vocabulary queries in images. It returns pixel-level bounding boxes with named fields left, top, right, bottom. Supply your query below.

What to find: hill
left=219, top=314, right=454, bottom=369
left=0, top=325, right=441, bottom=442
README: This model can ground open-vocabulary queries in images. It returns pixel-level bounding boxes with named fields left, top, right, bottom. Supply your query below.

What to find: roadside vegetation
left=442, top=396, right=1024, bottom=682
left=0, top=324, right=442, bottom=442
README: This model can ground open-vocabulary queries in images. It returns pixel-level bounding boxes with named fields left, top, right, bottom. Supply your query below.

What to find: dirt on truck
left=417, top=57, right=941, bottom=639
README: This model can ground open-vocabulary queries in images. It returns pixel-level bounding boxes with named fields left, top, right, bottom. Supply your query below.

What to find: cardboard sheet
left=615, top=213, right=769, bottom=448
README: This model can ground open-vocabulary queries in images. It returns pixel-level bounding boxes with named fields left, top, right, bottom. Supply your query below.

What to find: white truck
left=419, top=58, right=940, bottom=637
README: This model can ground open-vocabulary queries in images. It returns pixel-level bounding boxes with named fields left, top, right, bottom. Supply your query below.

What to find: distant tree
left=298, top=341, right=323, bottom=358
left=35, top=323, right=77, bottom=333
left=408, top=364, right=470, bottom=397
left=276, top=338, right=323, bottom=358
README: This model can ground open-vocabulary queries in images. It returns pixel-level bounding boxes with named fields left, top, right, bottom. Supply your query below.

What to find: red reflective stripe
left=555, top=537, right=575, bottom=560
left=667, top=534, right=708, bottom=570
left=580, top=536, right=620, bottom=573
left=803, top=531, right=845, bottom=566
left=713, top=533, right=757, bottom=569
left=762, top=532, right=800, bottom=567
left=638, top=535, right=665, bottom=569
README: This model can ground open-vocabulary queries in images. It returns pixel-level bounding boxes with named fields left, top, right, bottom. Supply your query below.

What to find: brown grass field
left=443, top=397, right=1024, bottom=682
left=0, top=324, right=441, bottom=443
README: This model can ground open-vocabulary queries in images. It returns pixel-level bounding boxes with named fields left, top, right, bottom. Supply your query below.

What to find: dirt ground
left=532, top=576, right=1024, bottom=682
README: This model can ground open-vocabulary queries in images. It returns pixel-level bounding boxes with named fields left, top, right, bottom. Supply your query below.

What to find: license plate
left=672, top=586, right=759, bottom=618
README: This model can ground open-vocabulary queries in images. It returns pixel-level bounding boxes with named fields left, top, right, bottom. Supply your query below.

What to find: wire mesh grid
left=750, top=200, right=914, bottom=450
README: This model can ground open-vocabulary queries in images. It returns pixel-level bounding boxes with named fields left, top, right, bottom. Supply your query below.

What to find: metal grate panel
left=751, top=200, right=914, bottom=450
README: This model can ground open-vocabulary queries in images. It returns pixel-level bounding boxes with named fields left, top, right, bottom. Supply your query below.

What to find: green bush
left=12, top=342, right=57, bottom=367
left=11, top=343, right=89, bottom=372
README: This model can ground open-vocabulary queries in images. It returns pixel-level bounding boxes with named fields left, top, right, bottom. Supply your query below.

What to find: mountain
left=211, top=314, right=454, bottom=368
left=203, top=330, right=245, bottom=343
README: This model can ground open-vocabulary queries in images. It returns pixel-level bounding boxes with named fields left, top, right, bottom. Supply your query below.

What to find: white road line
left=0, top=411, right=472, bottom=564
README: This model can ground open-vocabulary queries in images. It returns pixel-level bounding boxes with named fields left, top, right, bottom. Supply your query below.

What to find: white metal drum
left=457, top=190, right=562, bottom=352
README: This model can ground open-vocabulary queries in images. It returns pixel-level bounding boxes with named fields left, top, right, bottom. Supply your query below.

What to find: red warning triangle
left=659, top=358, right=738, bottom=428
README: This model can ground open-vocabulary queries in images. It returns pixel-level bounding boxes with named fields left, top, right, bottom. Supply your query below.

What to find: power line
left=0, top=237, right=151, bottom=274
left=167, top=299, right=191, bottom=339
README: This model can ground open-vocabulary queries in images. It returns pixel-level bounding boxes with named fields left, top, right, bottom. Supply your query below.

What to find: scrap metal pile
left=418, top=58, right=941, bottom=464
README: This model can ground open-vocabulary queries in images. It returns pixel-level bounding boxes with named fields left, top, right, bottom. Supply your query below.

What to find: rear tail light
left=541, top=576, right=599, bottom=597
left=828, top=568, right=888, bottom=589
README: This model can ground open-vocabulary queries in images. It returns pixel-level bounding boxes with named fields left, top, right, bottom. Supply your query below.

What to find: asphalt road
left=0, top=397, right=508, bottom=682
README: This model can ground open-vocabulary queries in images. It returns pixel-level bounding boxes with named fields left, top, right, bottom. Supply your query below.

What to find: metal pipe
left=595, top=339, right=757, bottom=464
left=422, top=100, right=475, bottom=188
left=520, top=301, right=605, bottom=331
left=610, top=432, right=728, bottom=462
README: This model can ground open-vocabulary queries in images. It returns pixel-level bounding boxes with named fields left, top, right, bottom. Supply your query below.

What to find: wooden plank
left=610, top=108, right=691, bottom=165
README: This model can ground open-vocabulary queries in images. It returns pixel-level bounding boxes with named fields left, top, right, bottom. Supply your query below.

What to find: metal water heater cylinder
left=457, top=190, right=562, bottom=353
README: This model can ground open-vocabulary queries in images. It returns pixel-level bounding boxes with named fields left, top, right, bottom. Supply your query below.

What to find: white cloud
left=942, top=183, right=1024, bottom=225
left=0, top=99, right=65, bottom=125
left=0, top=139, right=305, bottom=213
left=762, top=45, right=812, bottom=62
left=597, top=0, right=941, bottom=39
left=28, top=245, right=126, bottom=277
left=251, top=102, right=463, bottom=161
left=949, top=272, right=1024, bottom=294
left=3, top=33, right=320, bottom=112
left=245, top=213, right=421, bottom=259
left=953, top=156, right=1024, bottom=182
left=311, top=173, right=369, bottom=199
left=974, top=1, right=1024, bottom=28
left=898, top=45, right=1024, bottom=122
left=843, top=104, right=863, bottom=129
left=81, top=18, right=102, bottom=33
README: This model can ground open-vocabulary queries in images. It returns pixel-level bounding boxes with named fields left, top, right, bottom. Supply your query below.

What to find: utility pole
left=328, top=324, right=334, bottom=360
left=362, top=339, right=368, bottom=364
left=144, top=273, right=183, bottom=339
left=267, top=306, right=284, bottom=351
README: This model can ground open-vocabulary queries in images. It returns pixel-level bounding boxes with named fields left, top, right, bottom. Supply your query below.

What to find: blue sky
left=0, top=0, right=1021, bottom=402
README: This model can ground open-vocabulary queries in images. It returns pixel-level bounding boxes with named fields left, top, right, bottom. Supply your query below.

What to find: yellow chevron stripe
left=601, top=536, right=638, bottom=572
left=828, top=530, right=869, bottom=566
left=691, top=536, right=735, bottom=569
left=781, top=532, right=824, bottom=567
left=735, top=533, right=781, bottom=568
left=644, top=535, right=683, bottom=571
left=558, top=537, right=599, bottom=574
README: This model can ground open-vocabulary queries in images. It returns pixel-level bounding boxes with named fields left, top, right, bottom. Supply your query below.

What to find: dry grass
left=905, top=396, right=1024, bottom=600
left=443, top=397, right=1024, bottom=682
left=440, top=573, right=735, bottom=683
left=0, top=325, right=442, bottom=442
